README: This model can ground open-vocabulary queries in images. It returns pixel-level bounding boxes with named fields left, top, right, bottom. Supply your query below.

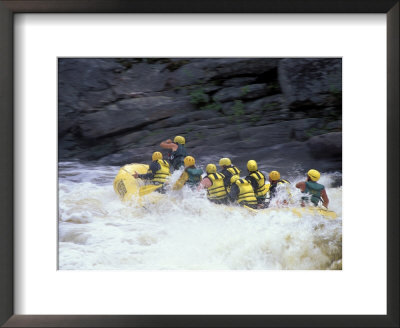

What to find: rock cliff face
left=58, top=58, right=342, bottom=174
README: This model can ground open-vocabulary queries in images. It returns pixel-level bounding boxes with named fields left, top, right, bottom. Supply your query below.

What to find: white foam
left=58, top=162, right=342, bottom=270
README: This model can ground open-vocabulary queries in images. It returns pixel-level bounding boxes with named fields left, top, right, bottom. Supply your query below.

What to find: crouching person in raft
left=266, top=170, right=291, bottom=207
left=218, top=157, right=241, bottom=193
left=198, top=164, right=229, bottom=205
left=295, top=169, right=329, bottom=208
left=173, top=156, right=203, bottom=190
left=133, top=151, right=170, bottom=194
left=245, top=160, right=268, bottom=208
left=229, top=175, right=258, bottom=210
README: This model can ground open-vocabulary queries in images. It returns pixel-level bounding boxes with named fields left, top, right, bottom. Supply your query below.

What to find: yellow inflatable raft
left=227, top=205, right=337, bottom=219
left=113, top=163, right=150, bottom=201
left=114, top=164, right=337, bottom=219
left=255, top=206, right=337, bottom=219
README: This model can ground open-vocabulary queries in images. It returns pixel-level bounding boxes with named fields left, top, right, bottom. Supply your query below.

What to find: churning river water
left=58, top=162, right=342, bottom=270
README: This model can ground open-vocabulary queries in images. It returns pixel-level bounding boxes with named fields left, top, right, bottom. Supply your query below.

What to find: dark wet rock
left=147, top=110, right=222, bottom=130
left=58, top=118, right=78, bottom=139
left=166, top=64, right=209, bottom=88
left=290, top=118, right=325, bottom=141
left=59, top=58, right=122, bottom=92
left=246, top=94, right=285, bottom=113
left=326, top=120, right=342, bottom=131
left=114, top=130, right=152, bottom=148
left=213, top=83, right=271, bottom=103
left=58, top=58, right=342, bottom=172
left=307, top=132, right=342, bottom=159
left=112, top=63, right=170, bottom=95
left=237, top=119, right=322, bottom=146
left=208, top=58, right=280, bottom=79
left=79, top=89, right=116, bottom=110
left=79, top=97, right=191, bottom=138
left=220, top=101, right=236, bottom=116
left=202, top=84, right=222, bottom=93
left=99, top=147, right=155, bottom=165
left=166, top=58, right=280, bottom=88
left=222, top=76, right=259, bottom=87
left=278, top=58, right=342, bottom=109
left=232, top=139, right=341, bottom=176
left=193, top=117, right=229, bottom=127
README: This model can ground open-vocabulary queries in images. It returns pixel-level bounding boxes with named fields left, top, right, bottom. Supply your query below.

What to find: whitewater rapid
left=58, top=162, right=342, bottom=270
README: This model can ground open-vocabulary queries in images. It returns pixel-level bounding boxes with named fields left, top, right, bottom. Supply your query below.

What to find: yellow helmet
left=184, top=156, right=195, bottom=167
left=219, top=157, right=231, bottom=167
left=230, top=175, right=240, bottom=185
left=307, top=169, right=321, bottom=181
left=174, top=135, right=186, bottom=145
left=206, top=164, right=217, bottom=174
left=269, top=170, right=281, bottom=181
left=152, top=151, right=163, bottom=161
left=247, top=160, right=258, bottom=172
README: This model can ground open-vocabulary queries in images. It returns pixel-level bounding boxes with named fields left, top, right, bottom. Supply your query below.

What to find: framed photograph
left=58, top=56, right=343, bottom=271
left=1, top=1, right=398, bottom=327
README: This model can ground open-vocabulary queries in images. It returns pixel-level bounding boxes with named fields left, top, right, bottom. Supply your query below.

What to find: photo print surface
left=58, top=58, right=342, bottom=270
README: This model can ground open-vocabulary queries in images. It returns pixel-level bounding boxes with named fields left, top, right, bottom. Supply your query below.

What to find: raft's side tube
left=239, top=205, right=337, bottom=219
left=113, top=164, right=149, bottom=201
left=263, top=206, right=338, bottom=219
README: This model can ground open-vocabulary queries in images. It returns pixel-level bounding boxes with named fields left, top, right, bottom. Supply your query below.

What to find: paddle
left=138, top=184, right=163, bottom=196
left=121, top=167, right=163, bottom=196
left=121, top=167, right=131, bottom=174
left=243, top=205, right=258, bottom=213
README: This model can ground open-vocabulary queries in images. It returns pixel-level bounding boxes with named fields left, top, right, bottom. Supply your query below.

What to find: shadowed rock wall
left=58, top=58, right=342, bottom=174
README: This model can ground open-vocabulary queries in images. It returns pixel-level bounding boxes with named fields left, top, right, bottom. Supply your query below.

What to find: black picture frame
left=0, top=1, right=398, bottom=327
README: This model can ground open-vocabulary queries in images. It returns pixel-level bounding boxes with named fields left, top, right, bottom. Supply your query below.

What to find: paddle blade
left=139, top=184, right=162, bottom=196
left=243, top=205, right=258, bottom=213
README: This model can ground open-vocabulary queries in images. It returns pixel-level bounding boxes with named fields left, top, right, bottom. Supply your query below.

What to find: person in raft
left=172, top=156, right=203, bottom=190
left=218, top=157, right=241, bottom=192
left=160, top=135, right=187, bottom=171
left=198, top=164, right=229, bottom=205
left=295, top=169, right=329, bottom=208
left=133, top=151, right=170, bottom=193
left=265, top=170, right=291, bottom=207
left=228, top=175, right=258, bottom=209
left=244, top=160, right=268, bottom=208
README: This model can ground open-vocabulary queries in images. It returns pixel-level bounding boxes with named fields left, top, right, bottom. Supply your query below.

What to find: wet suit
left=173, top=166, right=203, bottom=190
left=302, top=181, right=324, bottom=206
left=185, top=167, right=203, bottom=187
left=168, top=144, right=187, bottom=171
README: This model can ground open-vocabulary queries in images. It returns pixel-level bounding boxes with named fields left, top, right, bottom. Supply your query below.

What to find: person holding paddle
left=160, top=135, right=187, bottom=171
left=244, top=160, right=268, bottom=208
left=265, top=170, right=291, bottom=207
left=133, top=152, right=170, bottom=194
left=218, top=157, right=241, bottom=192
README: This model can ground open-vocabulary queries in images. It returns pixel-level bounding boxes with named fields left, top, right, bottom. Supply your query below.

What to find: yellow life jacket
left=226, top=166, right=240, bottom=181
left=249, top=170, right=268, bottom=197
left=206, top=173, right=227, bottom=200
left=152, top=159, right=170, bottom=184
left=235, top=178, right=257, bottom=205
left=221, top=165, right=241, bottom=193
